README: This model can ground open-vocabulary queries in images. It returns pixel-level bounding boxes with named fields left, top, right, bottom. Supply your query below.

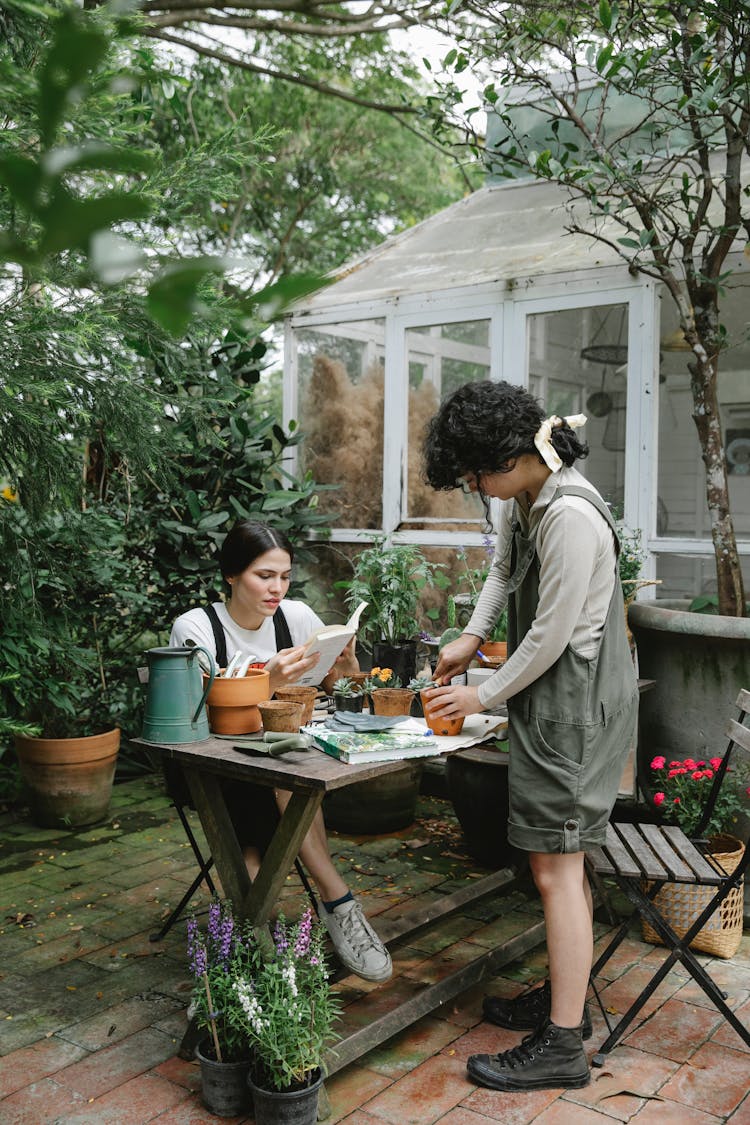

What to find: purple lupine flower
left=190, top=938, right=208, bottom=977
left=294, top=908, right=313, bottom=958
left=207, top=901, right=221, bottom=947
left=274, top=918, right=289, bottom=955
left=219, top=912, right=234, bottom=969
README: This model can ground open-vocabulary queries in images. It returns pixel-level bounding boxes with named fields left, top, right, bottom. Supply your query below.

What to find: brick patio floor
left=1, top=775, right=749, bottom=1124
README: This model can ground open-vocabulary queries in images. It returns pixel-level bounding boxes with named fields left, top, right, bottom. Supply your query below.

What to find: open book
left=292, top=601, right=368, bottom=687
left=303, top=720, right=437, bottom=764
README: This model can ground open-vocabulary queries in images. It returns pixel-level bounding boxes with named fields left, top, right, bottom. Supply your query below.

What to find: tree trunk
left=687, top=311, right=746, bottom=617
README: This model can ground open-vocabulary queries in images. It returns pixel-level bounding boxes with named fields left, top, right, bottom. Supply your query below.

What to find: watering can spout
left=141, top=646, right=216, bottom=744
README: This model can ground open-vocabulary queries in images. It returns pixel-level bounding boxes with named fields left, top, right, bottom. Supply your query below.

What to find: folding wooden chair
left=586, top=688, right=750, bottom=1066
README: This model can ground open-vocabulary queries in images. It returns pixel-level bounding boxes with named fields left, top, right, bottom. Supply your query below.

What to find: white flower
left=282, top=962, right=298, bottom=997
left=234, top=979, right=267, bottom=1036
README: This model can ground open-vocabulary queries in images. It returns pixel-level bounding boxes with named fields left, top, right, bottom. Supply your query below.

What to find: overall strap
left=548, top=485, right=621, bottom=555
left=272, top=607, right=293, bottom=650
left=202, top=604, right=228, bottom=668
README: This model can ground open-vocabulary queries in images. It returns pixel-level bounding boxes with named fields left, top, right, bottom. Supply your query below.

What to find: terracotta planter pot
left=204, top=669, right=271, bottom=735
left=14, top=728, right=120, bottom=828
left=420, top=691, right=465, bottom=737
left=274, top=686, right=319, bottom=725
left=258, top=700, right=305, bottom=733
left=478, top=641, right=507, bottom=666
left=371, top=688, right=413, bottom=716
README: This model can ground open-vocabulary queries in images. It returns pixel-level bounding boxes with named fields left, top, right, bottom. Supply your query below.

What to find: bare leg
left=273, top=789, right=349, bottom=902
left=529, top=851, right=591, bottom=1028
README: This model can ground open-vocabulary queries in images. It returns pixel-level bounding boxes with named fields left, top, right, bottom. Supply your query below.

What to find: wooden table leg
left=241, top=789, right=324, bottom=924
left=183, top=767, right=251, bottom=909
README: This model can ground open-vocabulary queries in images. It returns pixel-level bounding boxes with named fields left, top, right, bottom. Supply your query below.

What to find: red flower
left=683, top=759, right=697, bottom=770
left=669, top=760, right=682, bottom=768
left=704, top=769, right=714, bottom=779
left=709, top=757, right=723, bottom=770
left=673, top=797, right=681, bottom=805
left=691, top=771, right=704, bottom=780
left=651, top=756, right=666, bottom=770
left=653, top=792, right=666, bottom=806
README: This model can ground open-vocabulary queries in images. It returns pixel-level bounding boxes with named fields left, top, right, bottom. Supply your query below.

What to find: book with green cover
left=305, top=726, right=438, bottom=764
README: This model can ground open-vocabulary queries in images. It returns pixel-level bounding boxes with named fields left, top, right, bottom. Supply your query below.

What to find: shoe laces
left=492, top=1027, right=554, bottom=1070
left=337, top=903, right=379, bottom=956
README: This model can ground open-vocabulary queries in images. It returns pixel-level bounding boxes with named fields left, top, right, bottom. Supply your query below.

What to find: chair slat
left=615, top=823, right=668, bottom=879
left=735, top=688, right=750, bottom=714
left=586, top=844, right=615, bottom=876
left=603, top=823, right=641, bottom=877
left=726, top=717, right=750, bottom=757
left=661, top=825, right=723, bottom=885
left=639, top=823, right=697, bottom=881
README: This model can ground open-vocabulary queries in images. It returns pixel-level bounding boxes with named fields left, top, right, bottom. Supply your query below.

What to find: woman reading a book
left=422, top=381, right=637, bottom=1093
left=171, top=520, right=392, bottom=984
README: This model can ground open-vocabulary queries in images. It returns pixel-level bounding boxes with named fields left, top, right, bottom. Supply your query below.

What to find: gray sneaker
left=323, top=899, right=392, bottom=983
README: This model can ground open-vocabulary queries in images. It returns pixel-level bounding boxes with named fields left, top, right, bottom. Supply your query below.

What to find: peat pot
left=14, top=728, right=120, bottom=829
left=628, top=599, right=750, bottom=822
left=195, top=1041, right=252, bottom=1117
left=249, top=1068, right=323, bottom=1125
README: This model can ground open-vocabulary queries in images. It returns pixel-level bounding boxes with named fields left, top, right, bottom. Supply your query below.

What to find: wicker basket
left=641, top=834, right=745, bottom=959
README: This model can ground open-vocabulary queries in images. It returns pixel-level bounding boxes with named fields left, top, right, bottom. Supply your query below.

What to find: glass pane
left=528, top=303, right=629, bottom=513
left=657, top=277, right=750, bottom=541
left=655, top=552, right=750, bottom=603
left=295, top=322, right=385, bottom=529
left=404, top=320, right=490, bottom=528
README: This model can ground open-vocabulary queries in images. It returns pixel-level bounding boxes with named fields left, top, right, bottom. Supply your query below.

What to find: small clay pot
left=420, top=689, right=465, bottom=737
left=273, top=686, right=319, bottom=725
left=258, top=699, right=305, bottom=733
left=371, top=688, right=413, bottom=716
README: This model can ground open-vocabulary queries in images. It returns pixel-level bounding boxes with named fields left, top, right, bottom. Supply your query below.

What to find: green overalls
left=505, top=485, right=638, bottom=854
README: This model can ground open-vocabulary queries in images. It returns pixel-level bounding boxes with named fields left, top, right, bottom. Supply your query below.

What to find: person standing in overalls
left=423, top=380, right=638, bottom=1092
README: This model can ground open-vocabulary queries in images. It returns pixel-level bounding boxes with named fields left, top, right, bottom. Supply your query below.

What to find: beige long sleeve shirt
left=467, top=465, right=617, bottom=711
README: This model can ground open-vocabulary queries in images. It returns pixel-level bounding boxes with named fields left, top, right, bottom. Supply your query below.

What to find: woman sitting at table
left=170, top=519, right=392, bottom=983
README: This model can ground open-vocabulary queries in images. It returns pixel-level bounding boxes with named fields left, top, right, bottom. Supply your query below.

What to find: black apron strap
left=273, top=607, right=293, bottom=650
left=202, top=604, right=228, bottom=669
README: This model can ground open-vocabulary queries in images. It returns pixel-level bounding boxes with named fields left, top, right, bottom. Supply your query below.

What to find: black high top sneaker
left=467, top=1018, right=591, bottom=1091
left=482, top=980, right=593, bottom=1040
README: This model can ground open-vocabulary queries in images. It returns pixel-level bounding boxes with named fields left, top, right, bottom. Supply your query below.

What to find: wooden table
left=144, top=729, right=548, bottom=1073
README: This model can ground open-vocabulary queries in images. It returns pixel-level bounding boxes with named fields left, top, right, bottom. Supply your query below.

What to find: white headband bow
left=533, top=414, right=587, bottom=472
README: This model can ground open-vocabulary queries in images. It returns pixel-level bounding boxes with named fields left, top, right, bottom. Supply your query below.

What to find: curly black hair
left=422, top=380, right=588, bottom=491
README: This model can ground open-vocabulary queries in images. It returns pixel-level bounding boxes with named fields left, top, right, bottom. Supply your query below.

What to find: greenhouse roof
left=290, top=180, right=624, bottom=313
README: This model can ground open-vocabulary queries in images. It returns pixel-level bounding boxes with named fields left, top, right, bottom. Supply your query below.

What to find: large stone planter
left=628, top=599, right=750, bottom=835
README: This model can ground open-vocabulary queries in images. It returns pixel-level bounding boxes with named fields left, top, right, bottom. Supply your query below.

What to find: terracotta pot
left=204, top=669, right=271, bottom=735
left=14, top=728, right=120, bottom=828
left=258, top=699, right=305, bottom=733
left=273, top=686, right=319, bottom=725
left=371, top=688, right=413, bottom=716
left=479, top=641, right=507, bottom=666
left=420, top=690, right=465, bottom=737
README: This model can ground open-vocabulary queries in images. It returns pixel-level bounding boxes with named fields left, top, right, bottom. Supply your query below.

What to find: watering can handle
left=190, top=646, right=216, bottom=724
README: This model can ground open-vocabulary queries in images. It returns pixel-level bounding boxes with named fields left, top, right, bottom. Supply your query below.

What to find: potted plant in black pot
left=232, top=907, right=340, bottom=1125
left=341, top=538, right=445, bottom=687
left=331, top=677, right=364, bottom=713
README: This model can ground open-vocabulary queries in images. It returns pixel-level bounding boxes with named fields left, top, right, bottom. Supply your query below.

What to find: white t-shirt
left=170, top=599, right=324, bottom=672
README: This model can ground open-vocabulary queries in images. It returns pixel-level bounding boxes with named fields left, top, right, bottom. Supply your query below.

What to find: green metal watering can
left=141, top=645, right=216, bottom=744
